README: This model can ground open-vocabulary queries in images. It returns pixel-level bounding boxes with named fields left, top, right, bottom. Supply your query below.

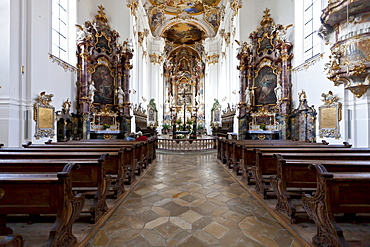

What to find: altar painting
left=255, top=66, right=277, bottom=105
left=92, top=65, right=115, bottom=104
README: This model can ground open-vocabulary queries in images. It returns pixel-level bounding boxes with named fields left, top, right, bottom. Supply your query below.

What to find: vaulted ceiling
left=137, top=0, right=231, bottom=59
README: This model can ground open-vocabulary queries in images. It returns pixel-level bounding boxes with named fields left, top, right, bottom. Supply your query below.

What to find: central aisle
left=89, top=151, right=302, bottom=246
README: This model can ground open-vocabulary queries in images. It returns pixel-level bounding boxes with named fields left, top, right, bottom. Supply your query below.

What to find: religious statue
left=115, top=86, right=124, bottom=105
left=245, top=88, right=252, bottom=107
left=299, top=90, right=307, bottom=101
left=75, top=24, right=88, bottom=41
left=62, top=98, right=71, bottom=113
left=274, top=83, right=282, bottom=103
left=89, top=81, right=96, bottom=103
left=321, top=91, right=338, bottom=105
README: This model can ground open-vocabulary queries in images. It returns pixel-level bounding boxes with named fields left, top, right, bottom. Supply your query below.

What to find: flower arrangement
left=259, top=124, right=266, bottom=130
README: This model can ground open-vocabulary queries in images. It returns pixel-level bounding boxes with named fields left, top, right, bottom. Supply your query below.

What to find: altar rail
left=157, top=139, right=217, bottom=151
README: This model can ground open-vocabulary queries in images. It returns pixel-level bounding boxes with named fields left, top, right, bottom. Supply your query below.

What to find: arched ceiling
left=140, top=0, right=225, bottom=58
left=163, top=23, right=206, bottom=45
left=147, top=0, right=221, bottom=15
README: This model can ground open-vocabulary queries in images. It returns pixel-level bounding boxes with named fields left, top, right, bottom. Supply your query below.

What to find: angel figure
left=75, top=24, right=87, bottom=41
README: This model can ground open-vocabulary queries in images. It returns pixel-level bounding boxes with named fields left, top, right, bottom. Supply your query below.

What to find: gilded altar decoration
left=33, top=91, right=55, bottom=139
left=321, top=0, right=370, bottom=98
left=76, top=5, right=134, bottom=138
left=236, top=8, right=293, bottom=139
left=249, top=105, right=279, bottom=131
left=319, top=91, right=342, bottom=139
left=90, top=105, right=120, bottom=131
left=163, top=47, right=205, bottom=125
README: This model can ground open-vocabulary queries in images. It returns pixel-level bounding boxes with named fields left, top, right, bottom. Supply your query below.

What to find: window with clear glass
left=52, top=0, right=68, bottom=61
left=303, top=0, right=322, bottom=61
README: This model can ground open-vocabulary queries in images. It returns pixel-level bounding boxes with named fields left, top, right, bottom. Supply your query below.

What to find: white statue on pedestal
left=274, top=83, right=282, bottom=103
left=89, top=81, right=96, bottom=103
left=245, top=88, right=252, bottom=107
left=116, top=86, right=124, bottom=106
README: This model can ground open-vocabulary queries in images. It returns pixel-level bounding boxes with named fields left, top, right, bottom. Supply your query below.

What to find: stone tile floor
left=87, top=151, right=303, bottom=247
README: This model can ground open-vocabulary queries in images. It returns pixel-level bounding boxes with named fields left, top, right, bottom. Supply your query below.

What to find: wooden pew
left=236, top=142, right=352, bottom=184
left=0, top=163, right=85, bottom=247
left=0, top=156, right=110, bottom=223
left=0, top=235, right=24, bottom=247
left=0, top=151, right=125, bottom=198
left=217, top=139, right=340, bottom=166
left=302, top=164, right=370, bottom=247
left=231, top=141, right=350, bottom=175
left=269, top=155, right=370, bottom=223
left=40, top=140, right=151, bottom=176
left=254, top=150, right=370, bottom=198
left=44, top=138, right=157, bottom=165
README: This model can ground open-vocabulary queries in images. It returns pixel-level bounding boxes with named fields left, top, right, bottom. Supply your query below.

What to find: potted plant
left=161, top=123, right=171, bottom=134
left=259, top=124, right=266, bottom=130
left=102, top=124, right=111, bottom=130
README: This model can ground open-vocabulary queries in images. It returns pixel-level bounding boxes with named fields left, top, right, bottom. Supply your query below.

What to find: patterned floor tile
left=86, top=152, right=304, bottom=247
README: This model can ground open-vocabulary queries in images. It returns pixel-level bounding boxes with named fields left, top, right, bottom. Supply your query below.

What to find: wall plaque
left=319, top=91, right=342, bottom=139
left=33, top=91, right=55, bottom=139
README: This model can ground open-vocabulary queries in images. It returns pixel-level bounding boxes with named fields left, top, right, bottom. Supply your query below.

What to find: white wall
left=0, top=0, right=77, bottom=146
left=77, top=0, right=132, bottom=39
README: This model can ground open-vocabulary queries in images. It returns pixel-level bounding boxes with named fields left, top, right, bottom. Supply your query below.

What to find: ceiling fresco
left=163, top=23, right=206, bottom=44
left=148, top=0, right=221, bottom=15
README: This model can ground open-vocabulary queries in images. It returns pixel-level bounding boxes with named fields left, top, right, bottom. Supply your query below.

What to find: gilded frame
left=89, top=57, right=116, bottom=105
left=254, top=63, right=279, bottom=106
left=257, top=32, right=274, bottom=54
left=34, top=104, right=55, bottom=139
left=319, top=102, right=342, bottom=139
left=94, top=32, right=112, bottom=53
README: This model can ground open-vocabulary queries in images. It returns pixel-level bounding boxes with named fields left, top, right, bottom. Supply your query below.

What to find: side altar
left=236, top=9, right=293, bottom=140
left=75, top=6, right=133, bottom=139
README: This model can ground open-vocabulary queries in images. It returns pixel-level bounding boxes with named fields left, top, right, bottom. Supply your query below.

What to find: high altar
left=75, top=6, right=133, bottom=140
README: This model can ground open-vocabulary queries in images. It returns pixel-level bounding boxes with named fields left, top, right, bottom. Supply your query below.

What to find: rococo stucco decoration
left=33, top=91, right=55, bottom=139
left=321, top=0, right=370, bottom=98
